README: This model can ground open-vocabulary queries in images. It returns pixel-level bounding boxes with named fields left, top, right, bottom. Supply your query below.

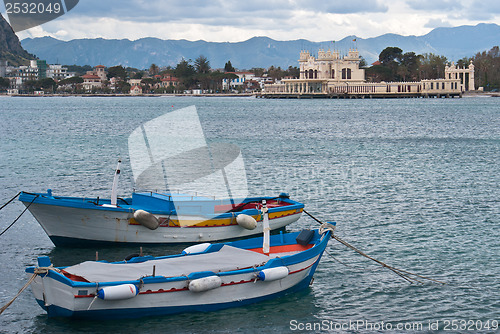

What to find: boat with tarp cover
left=26, top=227, right=334, bottom=319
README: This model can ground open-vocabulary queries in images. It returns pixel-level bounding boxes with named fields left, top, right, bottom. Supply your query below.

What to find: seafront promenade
left=2, top=91, right=498, bottom=98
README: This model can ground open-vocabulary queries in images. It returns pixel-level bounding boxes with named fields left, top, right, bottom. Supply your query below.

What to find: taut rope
left=304, top=209, right=445, bottom=285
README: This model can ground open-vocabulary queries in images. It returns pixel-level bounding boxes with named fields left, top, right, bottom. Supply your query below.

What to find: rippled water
left=0, top=96, right=499, bottom=333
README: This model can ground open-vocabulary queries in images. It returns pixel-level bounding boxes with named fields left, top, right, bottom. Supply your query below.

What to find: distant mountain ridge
left=21, top=23, right=500, bottom=70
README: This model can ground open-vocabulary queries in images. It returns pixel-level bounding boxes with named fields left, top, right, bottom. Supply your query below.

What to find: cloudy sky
left=3, top=0, right=500, bottom=41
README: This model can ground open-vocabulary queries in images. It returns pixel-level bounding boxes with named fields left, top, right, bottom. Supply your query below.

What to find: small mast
left=110, top=159, right=121, bottom=206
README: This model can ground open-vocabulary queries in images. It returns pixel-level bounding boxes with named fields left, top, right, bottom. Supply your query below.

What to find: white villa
left=263, top=49, right=475, bottom=98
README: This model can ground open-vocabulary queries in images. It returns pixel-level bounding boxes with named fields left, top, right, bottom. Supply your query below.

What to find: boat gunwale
left=26, top=230, right=330, bottom=289
left=19, top=191, right=305, bottom=218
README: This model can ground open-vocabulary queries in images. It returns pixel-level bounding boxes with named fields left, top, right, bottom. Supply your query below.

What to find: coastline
left=1, top=91, right=499, bottom=98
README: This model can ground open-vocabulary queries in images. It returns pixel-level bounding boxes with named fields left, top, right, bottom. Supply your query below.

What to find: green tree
left=115, top=81, right=131, bottom=94
left=65, top=64, right=92, bottom=76
left=0, top=77, right=10, bottom=89
left=39, top=78, right=57, bottom=92
left=400, top=52, right=420, bottom=81
left=107, top=65, right=127, bottom=80
left=418, top=53, right=448, bottom=80
left=472, top=46, right=500, bottom=91
left=174, top=59, right=195, bottom=78
left=379, top=47, right=403, bottom=65
left=133, top=71, right=144, bottom=79
left=195, top=55, right=210, bottom=74
left=286, top=66, right=300, bottom=78
left=250, top=68, right=265, bottom=77
left=224, top=61, right=235, bottom=72
left=149, top=63, right=159, bottom=76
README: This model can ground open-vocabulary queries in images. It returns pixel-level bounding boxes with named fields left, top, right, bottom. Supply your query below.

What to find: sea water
left=0, top=96, right=498, bottom=333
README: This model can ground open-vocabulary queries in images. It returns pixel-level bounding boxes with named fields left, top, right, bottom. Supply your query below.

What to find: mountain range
left=19, top=23, right=500, bottom=70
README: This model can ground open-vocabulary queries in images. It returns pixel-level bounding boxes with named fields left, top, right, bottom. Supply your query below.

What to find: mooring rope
left=0, top=194, right=37, bottom=237
left=303, top=209, right=445, bottom=285
left=0, top=192, right=21, bottom=211
left=0, top=266, right=55, bottom=315
left=0, top=273, right=37, bottom=315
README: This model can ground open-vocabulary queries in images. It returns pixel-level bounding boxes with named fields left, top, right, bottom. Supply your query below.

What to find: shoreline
left=1, top=91, right=499, bottom=98
left=0, top=93, right=257, bottom=98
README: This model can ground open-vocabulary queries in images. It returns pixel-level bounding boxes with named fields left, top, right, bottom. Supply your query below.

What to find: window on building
left=331, top=69, right=335, bottom=79
left=347, top=69, right=351, bottom=80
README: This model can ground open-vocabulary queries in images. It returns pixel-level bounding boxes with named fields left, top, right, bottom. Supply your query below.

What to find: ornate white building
left=445, top=61, right=475, bottom=91
left=264, top=49, right=475, bottom=98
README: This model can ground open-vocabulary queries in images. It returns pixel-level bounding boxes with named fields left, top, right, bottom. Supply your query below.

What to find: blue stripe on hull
left=38, top=275, right=314, bottom=319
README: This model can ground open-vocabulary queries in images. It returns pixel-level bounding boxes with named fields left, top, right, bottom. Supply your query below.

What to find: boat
left=25, top=226, right=334, bottom=318
left=19, top=106, right=304, bottom=246
left=19, top=190, right=304, bottom=246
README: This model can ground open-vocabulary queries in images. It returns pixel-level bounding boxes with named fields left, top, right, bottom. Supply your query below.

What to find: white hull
left=26, top=202, right=302, bottom=245
left=29, top=254, right=319, bottom=318
left=26, top=230, right=332, bottom=318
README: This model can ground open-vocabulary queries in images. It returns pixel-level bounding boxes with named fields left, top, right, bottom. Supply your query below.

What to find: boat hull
left=27, top=230, right=330, bottom=319
left=20, top=192, right=303, bottom=245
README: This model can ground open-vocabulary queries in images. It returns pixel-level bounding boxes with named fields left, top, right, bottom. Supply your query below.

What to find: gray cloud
left=67, top=0, right=388, bottom=24
left=406, top=0, right=463, bottom=11
left=461, top=0, right=500, bottom=20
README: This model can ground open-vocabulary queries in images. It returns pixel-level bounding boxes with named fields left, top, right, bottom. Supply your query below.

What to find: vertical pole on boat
left=262, top=200, right=270, bottom=254
left=111, top=159, right=122, bottom=206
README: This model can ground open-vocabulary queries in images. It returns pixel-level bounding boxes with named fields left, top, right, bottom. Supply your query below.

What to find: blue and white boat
left=26, top=227, right=334, bottom=319
left=19, top=190, right=304, bottom=246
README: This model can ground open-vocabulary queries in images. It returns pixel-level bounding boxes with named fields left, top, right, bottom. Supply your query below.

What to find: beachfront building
left=160, top=75, right=179, bottom=88
left=222, top=72, right=256, bottom=91
left=130, top=85, right=143, bottom=95
left=81, top=65, right=107, bottom=91
left=263, top=49, right=475, bottom=98
left=445, top=61, right=475, bottom=91
left=46, top=64, right=73, bottom=81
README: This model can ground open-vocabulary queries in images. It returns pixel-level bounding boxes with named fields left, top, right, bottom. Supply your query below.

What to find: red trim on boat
left=72, top=260, right=317, bottom=299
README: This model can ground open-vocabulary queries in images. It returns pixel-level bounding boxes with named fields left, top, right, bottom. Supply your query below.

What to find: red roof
left=95, top=65, right=106, bottom=68
left=162, top=77, right=179, bottom=82
left=82, top=74, right=100, bottom=79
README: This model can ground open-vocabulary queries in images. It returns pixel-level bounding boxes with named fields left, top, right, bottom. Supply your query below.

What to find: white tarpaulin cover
left=63, top=245, right=270, bottom=282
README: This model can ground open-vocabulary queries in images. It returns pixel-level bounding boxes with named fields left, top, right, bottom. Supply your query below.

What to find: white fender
left=236, top=214, right=257, bottom=230
left=257, top=266, right=289, bottom=281
left=97, top=284, right=138, bottom=300
left=133, top=210, right=160, bottom=230
left=182, top=243, right=211, bottom=254
left=188, top=276, right=222, bottom=292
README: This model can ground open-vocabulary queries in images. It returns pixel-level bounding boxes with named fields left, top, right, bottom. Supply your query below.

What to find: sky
left=3, top=0, right=500, bottom=42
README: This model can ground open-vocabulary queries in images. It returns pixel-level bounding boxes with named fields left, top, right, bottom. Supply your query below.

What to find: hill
left=20, top=23, right=500, bottom=69
left=0, top=14, right=35, bottom=66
